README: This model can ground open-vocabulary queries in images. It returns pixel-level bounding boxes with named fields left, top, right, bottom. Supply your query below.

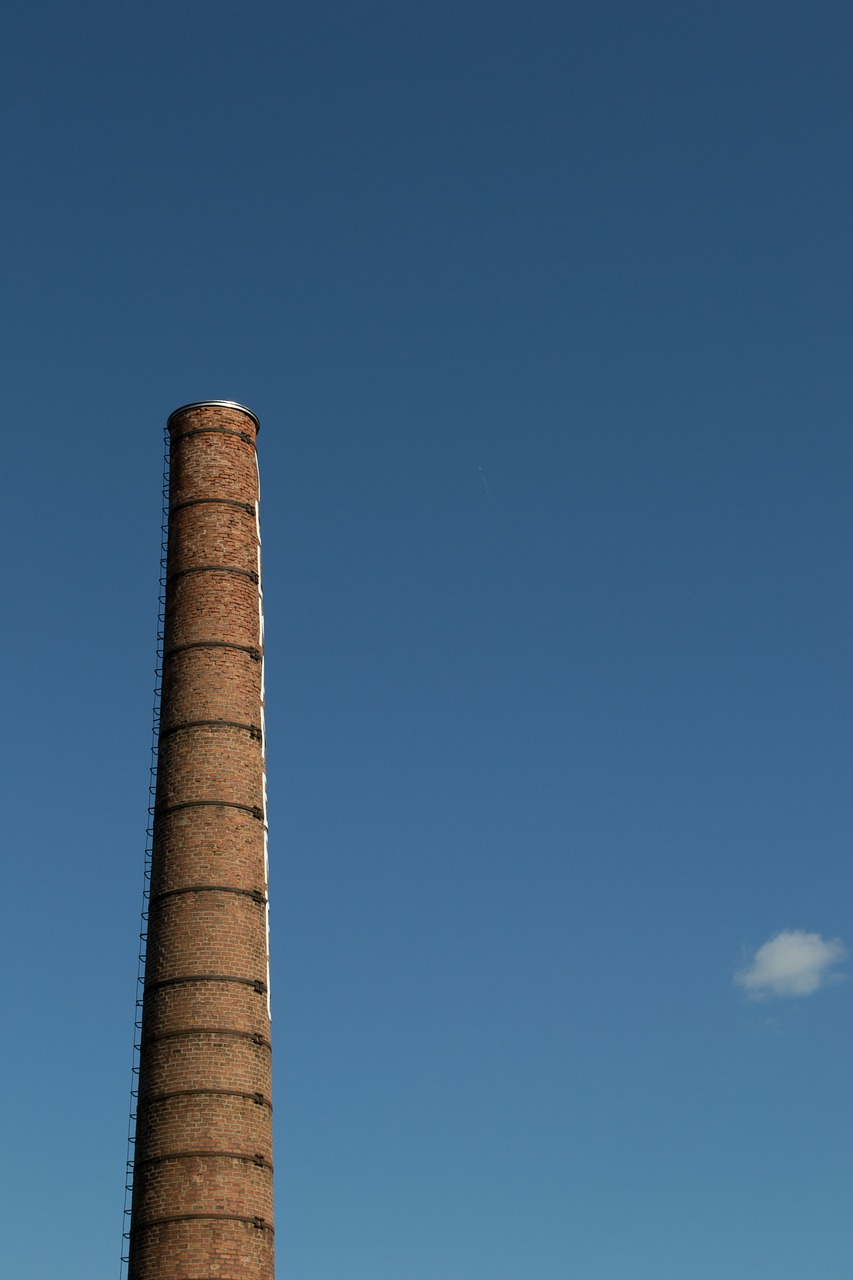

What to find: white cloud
left=735, top=930, right=847, bottom=999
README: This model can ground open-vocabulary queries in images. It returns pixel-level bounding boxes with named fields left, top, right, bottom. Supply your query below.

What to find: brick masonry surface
left=129, top=403, right=274, bottom=1280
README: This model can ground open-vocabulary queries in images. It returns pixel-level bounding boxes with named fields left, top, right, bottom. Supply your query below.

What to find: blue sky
left=2, top=2, right=853, bottom=1276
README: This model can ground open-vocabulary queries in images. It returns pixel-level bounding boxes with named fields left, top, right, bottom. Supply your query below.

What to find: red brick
left=129, top=402, right=274, bottom=1280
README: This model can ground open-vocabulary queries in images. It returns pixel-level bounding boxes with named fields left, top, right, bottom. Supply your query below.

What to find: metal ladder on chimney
left=120, top=427, right=170, bottom=1279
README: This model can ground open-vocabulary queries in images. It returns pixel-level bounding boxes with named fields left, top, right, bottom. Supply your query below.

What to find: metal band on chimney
left=169, top=498, right=256, bottom=517
left=163, top=640, right=261, bottom=661
left=132, top=1214, right=273, bottom=1232
left=167, top=400, right=261, bottom=432
left=141, top=1027, right=271, bottom=1050
left=144, top=974, right=267, bottom=994
left=155, top=800, right=265, bottom=820
left=158, top=720, right=263, bottom=741
left=134, top=1150, right=273, bottom=1170
left=150, top=885, right=267, bottom=905
left=167, top=564, right=259, bottom=584
left=170, top=427, right=257, bottom=447
left=142, top=1087, right=272, bottom=1109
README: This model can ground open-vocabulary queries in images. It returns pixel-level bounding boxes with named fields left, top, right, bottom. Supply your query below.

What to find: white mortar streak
left=254, top=460, right=271, bottom=1018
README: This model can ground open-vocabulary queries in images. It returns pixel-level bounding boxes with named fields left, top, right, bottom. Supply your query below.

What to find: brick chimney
left=128, top=401, right=274, bottom=1280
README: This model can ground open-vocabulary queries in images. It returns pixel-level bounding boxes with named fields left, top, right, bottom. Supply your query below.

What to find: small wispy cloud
left=735, top=930, right=847, bottom=999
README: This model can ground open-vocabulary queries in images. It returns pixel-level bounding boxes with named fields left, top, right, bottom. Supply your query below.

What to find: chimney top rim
left=167, top=401, right=261, bottom=433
